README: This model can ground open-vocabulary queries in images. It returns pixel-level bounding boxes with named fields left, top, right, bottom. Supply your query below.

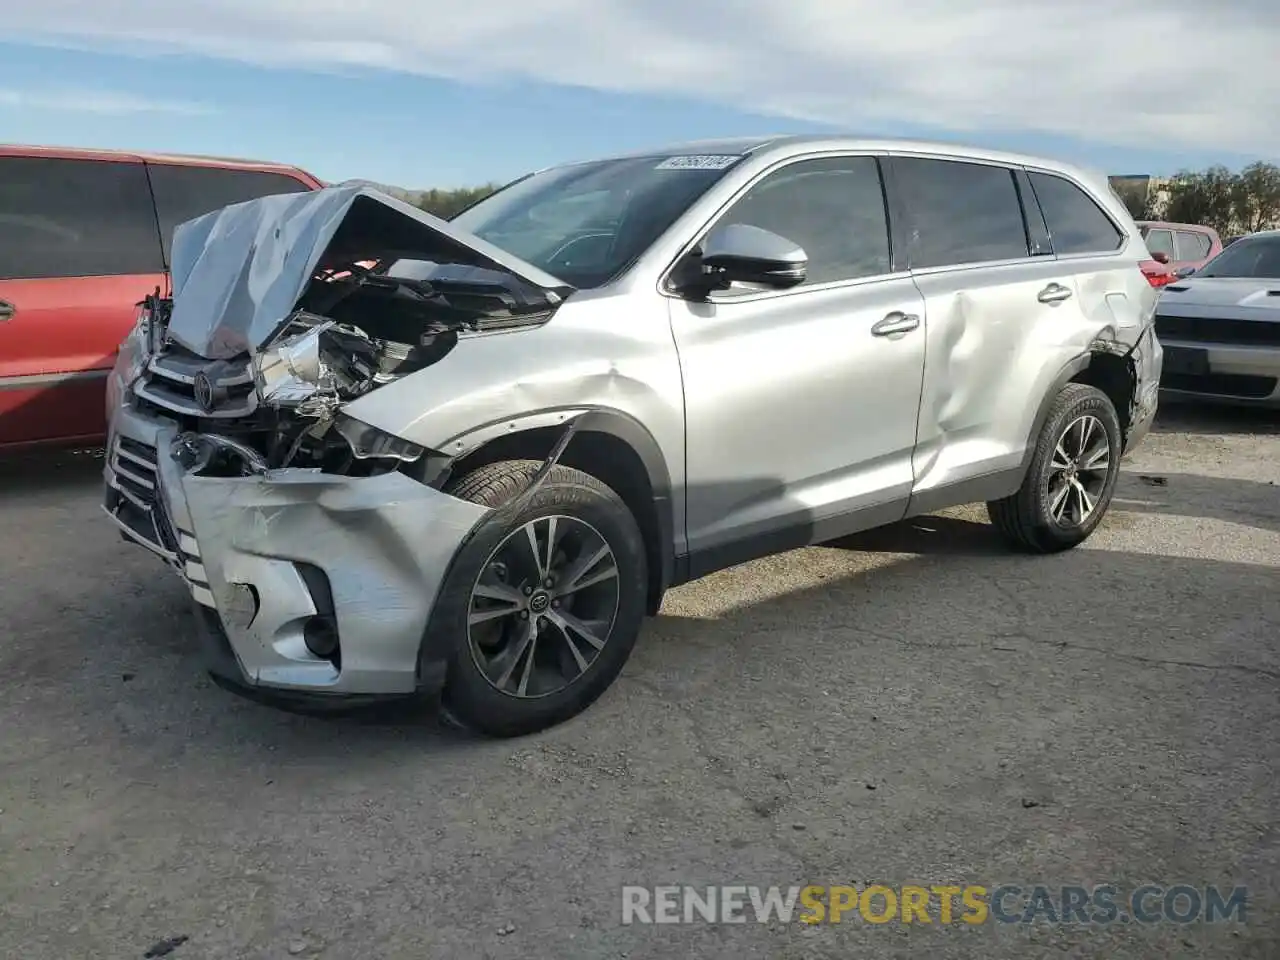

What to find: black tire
left=987, top=383, right=1122, bottom=553
left=427, top=459, right=647, bottom=738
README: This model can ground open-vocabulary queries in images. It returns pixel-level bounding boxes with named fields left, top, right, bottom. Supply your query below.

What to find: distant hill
left=335, top=181, right=498, bottom=218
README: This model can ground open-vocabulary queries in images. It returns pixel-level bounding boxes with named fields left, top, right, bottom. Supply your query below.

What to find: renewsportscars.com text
left=621, top=883, right=1249, bottom=925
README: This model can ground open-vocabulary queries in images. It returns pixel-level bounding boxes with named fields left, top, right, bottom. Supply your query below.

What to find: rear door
left=0, top=155, right=166, bottom=447
left=887, top=154, right=1080, bottom=504
left=145, top=163, right=314, bottom=264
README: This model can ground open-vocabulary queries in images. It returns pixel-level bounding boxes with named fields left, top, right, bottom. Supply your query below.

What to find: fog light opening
left=294, top=562, right=339, bottom=668
left=303, top=615, right=340, bottom=665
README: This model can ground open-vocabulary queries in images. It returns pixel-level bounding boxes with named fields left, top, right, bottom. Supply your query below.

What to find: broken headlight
left=333, top=414, right=425, bottom=462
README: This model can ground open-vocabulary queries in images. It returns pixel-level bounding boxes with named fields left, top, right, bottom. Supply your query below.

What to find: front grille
left=109, top=435, right=159, bottom=511
left=105, top=433, right=168, bottom=556
left=1155, top=313, right=1280, bottom=347
left=104, top=432, right=216, bottom=607
left=133, top=344, right=257, bottom=419
left=1162, top=372, right=1278, bottom=399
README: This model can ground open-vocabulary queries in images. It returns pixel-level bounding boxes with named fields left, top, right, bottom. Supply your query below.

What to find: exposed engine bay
left=126, top=186, right=572, bottom=483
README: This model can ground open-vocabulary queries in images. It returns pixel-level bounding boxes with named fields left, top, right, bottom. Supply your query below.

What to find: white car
left=1156, top=231, right=1280, bottom=407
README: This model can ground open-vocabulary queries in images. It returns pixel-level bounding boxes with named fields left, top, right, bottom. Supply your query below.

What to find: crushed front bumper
left=103, top=403, right=490, bottom=702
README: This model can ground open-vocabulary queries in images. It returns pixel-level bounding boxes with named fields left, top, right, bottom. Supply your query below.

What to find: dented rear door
left=886, top=154, right=1093, bottom=501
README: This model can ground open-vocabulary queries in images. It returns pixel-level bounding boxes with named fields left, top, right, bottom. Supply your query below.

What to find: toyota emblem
left=193, top=372, right=215, bottom=413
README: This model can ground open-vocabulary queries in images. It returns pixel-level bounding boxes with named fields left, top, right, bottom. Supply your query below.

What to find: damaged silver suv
left=103, top=136, right=1163, bottom=737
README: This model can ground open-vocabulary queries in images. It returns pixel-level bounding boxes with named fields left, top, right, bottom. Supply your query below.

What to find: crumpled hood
left=1158, top=277, right=1280, bottom=321
left=166, top=181, right=571, bottom=360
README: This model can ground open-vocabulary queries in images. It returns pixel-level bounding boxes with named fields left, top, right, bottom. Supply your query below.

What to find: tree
left=1110, top=178, right=1155, bottom=220
left=413, top=185, right=499, bottom=219
left=1231, top=162, right=1280, bottom=234
left=1161, top=165, right=1238, bottom=235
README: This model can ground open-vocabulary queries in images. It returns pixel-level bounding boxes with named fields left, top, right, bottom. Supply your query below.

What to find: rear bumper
left=1158, top=338, right=1280, bottom=407
left=1123, top=323, right=1163, bottom=455
left=103, top=402, right=490, bottom=699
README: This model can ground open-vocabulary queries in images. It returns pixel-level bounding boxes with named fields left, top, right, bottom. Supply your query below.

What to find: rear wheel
left=987, top=383, right=1122, bottom=553
left=428, top=460, right=647, bottom=737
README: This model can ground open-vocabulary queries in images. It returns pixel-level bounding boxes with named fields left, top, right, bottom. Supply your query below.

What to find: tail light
left=1139, top=260, right=1175, bottom=288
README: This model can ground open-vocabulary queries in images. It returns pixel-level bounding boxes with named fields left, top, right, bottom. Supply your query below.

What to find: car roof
left=585, top=133, right=1097, bottom=177
left=0, top=142, right=320, bottom=181
left=1137, top=220, right=1217, bottom=233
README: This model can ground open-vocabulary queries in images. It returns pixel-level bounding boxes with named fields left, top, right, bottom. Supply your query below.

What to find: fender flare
left=1017, top=352, right=1092, bottom=475
left=540, top=408, right=676, bottom=607
left=438, top=405, right=676, bottom=609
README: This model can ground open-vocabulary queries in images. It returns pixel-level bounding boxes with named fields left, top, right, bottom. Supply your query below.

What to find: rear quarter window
left=1027, top=172, right=1124, bottom=255
left=147, top=163, right=312, bottom=261
left=0, top=156, right=164, bottom=280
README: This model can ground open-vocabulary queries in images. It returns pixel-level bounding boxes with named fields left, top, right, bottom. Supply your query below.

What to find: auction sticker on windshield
left=655, top=155, right=742, bottom=170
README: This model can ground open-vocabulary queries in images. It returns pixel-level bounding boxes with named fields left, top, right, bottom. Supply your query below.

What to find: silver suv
left=103, top=135, right=1163, bottom=737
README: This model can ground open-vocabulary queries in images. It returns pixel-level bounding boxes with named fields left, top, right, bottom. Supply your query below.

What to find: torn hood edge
left=165, top=181, right=573, bottom=361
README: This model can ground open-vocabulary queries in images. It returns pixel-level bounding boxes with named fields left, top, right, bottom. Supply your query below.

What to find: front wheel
left=987, top=383, right=1122, bottom=553
left=427, top=460, right=648, bottom=737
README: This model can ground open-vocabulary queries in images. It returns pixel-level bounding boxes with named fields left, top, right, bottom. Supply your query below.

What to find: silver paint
left=106, top=134, right=1163, bottom=700
left=165, top=181, right=568, bottom=361
left=104, top=407, right=490, bottom=694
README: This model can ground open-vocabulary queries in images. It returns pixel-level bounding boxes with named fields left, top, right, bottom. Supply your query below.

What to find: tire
left=987, top=383, right=1122, bottom=554
left=427, top=459, right=647, bottom=738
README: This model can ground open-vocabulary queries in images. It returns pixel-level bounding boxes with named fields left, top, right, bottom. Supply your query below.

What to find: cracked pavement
left=0, top=402, right=1277, bottom=959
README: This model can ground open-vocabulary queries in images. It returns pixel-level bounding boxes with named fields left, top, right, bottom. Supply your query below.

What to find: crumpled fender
left=339, top=297, right=684, bottom=474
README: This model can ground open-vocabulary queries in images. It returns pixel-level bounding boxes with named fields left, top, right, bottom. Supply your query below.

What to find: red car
left=0, top=144, right=322, bottom=452
left=1137, top=220, right=1224, bottom=276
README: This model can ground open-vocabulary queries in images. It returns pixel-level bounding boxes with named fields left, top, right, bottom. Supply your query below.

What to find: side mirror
left=1175, top=266, right=1196, bottom=278
left=1151, top=251, right=1170, bottom=264
left=698, top=223, right=807, bottom=291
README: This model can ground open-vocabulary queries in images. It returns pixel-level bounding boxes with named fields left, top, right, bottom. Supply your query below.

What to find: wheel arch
left=1019, top=340, right=1137, bottom=475
left=442, top=408, right=675, bottom=615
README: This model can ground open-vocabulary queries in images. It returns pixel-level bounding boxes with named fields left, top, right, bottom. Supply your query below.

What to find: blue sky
left=2, top=1, right=1276, bottom=190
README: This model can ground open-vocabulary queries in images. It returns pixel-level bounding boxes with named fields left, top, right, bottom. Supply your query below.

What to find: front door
left=668, top=154, right=927, bottom=574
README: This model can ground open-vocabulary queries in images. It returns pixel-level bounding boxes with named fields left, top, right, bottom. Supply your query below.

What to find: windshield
left=1197, top=235, right=1280, bottom=279
left=449, top=154, right=745, bottom=288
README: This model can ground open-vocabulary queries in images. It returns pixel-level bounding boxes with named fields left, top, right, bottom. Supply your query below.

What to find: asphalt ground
left=0, top=400, right=1276, bottom=959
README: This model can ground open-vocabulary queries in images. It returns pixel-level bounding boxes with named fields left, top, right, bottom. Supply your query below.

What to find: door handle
left=871, top=311, right=920, bottom=336
left=1038, top=283, right=1073, bottom=304
left=0, top=301, right=13, bottom=321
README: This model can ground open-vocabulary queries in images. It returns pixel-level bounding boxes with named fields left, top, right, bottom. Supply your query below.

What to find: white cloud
left=6, top=0, right=1279, bottom=153
left=0, top=87, right=216, bottom=115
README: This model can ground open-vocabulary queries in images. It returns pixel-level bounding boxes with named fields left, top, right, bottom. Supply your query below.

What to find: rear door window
left=1142, top=228, right=1175, bottom=259
left=1026, top=172, right=1124, bottom=255
left=1175, top=230, right=1211, bottom=261
left=891, top=157, right=1030, bottom=269
left=147, top=164, right=312, bottom=261
left=0, top=156, right=163, bottom=280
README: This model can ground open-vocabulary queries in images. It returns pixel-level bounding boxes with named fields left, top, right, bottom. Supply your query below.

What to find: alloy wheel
left=467, top=515, right=621, bottom=699
left=1047, top=414, right=1111, bottom=528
